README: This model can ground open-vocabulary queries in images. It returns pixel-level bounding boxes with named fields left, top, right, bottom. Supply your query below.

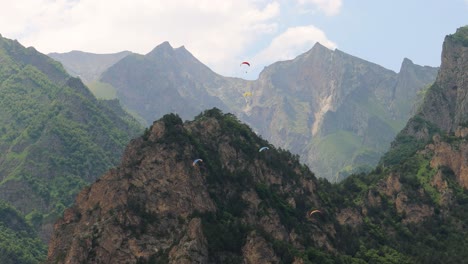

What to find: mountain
left=99, top=41, right=234, bottom=122
left=47, top=26, right=468, bottom=263
left=89, top=41, right=437, bottom=181
left=46, top=109, right=330, bottom=263
left=48, top=50, right=132, bottom=99
left=47, top=50, right=131, bottom=84
left=0, top=33, right=143, bottom=252
left=243, top=44, right=438, bottom=181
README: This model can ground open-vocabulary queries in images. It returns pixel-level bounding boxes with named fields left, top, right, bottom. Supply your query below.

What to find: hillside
left=0, top=201, right=45, bottom=264
left=0, top=33, right=143, bottom=262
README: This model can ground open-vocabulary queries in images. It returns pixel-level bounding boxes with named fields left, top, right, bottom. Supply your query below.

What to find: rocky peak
left=146, top=41, right=176, bottom=59
left=392, top=57, right=438, bottom=114
left=309, top=42, right=333, bottom=55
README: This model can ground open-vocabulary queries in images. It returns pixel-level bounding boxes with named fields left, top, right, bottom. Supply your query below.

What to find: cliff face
left=403, top=26, right=468, bottom=137
left=47, top=110, right=324, bottom=263
left=382, top=26, right=468, bottom=169
left=47, top=122, right=216, bottom=262
left=429, top=132, right=468, bottom=189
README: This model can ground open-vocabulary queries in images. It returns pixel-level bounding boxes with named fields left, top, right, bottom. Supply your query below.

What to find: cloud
left=252, top=25, right=336, bottom=68
left=297, top=0, right=342, bottom=16
left=0, top=0, right=280, bottom=76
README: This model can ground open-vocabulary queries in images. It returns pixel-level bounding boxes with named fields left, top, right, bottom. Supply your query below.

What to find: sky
left=0, top=0, right=467, bottom=79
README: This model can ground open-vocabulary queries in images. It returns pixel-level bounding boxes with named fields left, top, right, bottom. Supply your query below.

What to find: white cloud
left=297, top=0, right=342, bottom=16
left=0, top=0, right=280, bottom=76
left=252, top=25, right=336, bottom=69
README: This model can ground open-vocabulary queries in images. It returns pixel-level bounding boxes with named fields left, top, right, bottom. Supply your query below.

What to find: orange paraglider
left=308, top=209, right=322, bottom=217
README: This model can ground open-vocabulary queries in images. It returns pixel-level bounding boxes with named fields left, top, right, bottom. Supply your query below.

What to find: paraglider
left=243, top=91, right=253, bottom=104
left=192, top=159, right=203, bottom=166
left=259, top=147, right=269, bottom=152
left=309, top=209, right=322, bottom=217
left=240, top=61, right=251, bottom=74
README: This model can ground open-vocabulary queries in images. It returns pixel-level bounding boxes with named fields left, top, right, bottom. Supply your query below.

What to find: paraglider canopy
left=259, top=147, right=269, bottom=152
left=309, top=209, right=321, bottom=217
left=240, top=61, right=251, bottom=74
left=192, top=159, right=203, bottom=166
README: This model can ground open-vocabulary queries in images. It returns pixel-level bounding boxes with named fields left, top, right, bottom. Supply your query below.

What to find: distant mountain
left=80, top=41, right=436, bottom=182
left=48, top=50, right=131, bottom=99
left=0, top=33, right=142, bottom=254
left=243, top=43, right=438, bottom=181
left=48, top=50, right=131, bottom=84
left=99, top=41, right=235, bottom=122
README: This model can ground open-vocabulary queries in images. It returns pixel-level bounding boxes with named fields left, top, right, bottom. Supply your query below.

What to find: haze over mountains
left=52, top=41, right=438, bottom=181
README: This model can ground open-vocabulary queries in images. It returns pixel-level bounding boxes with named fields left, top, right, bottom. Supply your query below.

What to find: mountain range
left=47, top=26, right=468, bottom=264
left=0, top=25, right=464, bottom=264
left=51, top=39, right=438, bottom=182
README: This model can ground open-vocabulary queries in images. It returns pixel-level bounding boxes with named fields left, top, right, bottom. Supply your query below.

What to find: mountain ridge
left=50, top=36, right=438, bottom=182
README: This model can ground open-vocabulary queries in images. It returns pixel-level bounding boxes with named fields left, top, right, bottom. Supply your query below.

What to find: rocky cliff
left=384, top=26, right=468, bottom=166
left=414, top=27, right=468, bottom=134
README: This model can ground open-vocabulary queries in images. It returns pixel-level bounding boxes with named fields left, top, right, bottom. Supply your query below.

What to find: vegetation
left=163, top=108, right=468, bottom=263
left=448, top=25, right=468, bottom=47
left=0, top=34, right=143, bottom=262
left=0, top=201, right=46, bottom=264
left=86, top=81, right=117, bottom=99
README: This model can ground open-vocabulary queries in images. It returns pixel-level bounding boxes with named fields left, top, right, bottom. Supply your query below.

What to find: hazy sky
left=0, top=0, right=467, bottom=79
